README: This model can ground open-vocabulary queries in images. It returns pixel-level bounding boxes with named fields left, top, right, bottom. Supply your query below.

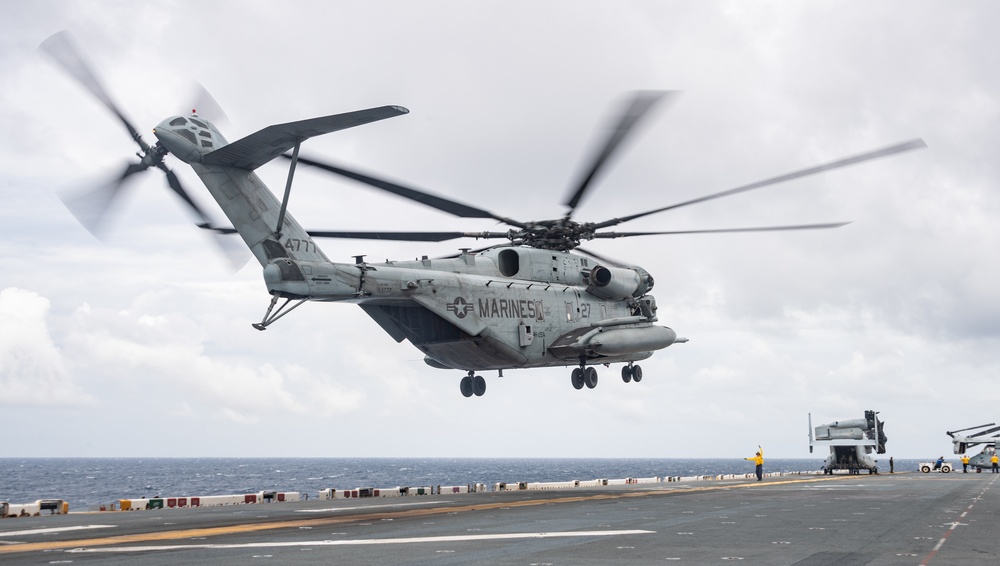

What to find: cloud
left=62, top=302, right=367, bottom=421
left=0, top=287, right=96, bottom=407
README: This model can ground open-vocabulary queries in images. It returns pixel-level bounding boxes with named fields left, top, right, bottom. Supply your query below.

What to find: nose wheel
left=621, top=363, right=643, bottom=383
left=460, top=372, right=487, bottom=397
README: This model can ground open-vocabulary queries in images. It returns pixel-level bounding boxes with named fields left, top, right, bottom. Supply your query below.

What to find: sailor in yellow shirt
left=961, top=454, right=970, bottom=473
left=991, top=453, right=999, bottom=473
left=746, top=446, right=764, bottom=481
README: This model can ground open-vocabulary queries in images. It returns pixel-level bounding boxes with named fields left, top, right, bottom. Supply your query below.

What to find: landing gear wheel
left=621, top=366, right=632, bottom=383
left=584, top=367, right=598, bottom=389
left=632, top=365, right=642, bottom=382
left=571, top=367, right=585, bottom=390
left=460, top=375, right=474, bottom=398
left=473, top=375, right=487, bottom=397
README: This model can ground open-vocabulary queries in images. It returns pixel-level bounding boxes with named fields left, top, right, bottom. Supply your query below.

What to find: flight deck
left=1, top=472, right=997, bottom=565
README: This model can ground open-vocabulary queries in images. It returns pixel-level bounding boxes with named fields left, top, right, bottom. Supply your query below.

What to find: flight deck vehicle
left=918, top=461, right=952, bottom=473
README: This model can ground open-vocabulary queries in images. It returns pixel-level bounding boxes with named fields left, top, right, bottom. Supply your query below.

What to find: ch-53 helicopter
left=41, top=31, right=925, bottom=398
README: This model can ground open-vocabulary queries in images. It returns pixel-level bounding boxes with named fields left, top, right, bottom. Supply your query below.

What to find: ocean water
left=1, top=457, right=922, bottom=510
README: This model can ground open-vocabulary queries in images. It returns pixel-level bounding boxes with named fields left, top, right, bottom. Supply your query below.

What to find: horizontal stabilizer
left=202, top=105, right=408, bottom=170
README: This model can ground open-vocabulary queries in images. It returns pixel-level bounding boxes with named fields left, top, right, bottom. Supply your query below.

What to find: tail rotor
left=40, top=31, right=246, bottom=267
left=40, top=31, right=216, bottom=236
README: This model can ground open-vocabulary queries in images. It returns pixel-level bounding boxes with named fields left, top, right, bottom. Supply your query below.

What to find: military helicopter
left=947, top=422, right=1000, bottom=470
left=41, top=32, right=925, bottom=398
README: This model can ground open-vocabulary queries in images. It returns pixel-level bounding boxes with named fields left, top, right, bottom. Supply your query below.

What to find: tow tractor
left=918, top=461, right=952, bottom=473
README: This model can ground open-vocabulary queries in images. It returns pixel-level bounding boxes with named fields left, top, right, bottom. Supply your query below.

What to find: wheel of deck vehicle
left=920, top=465, right=931, bottom=473
left=942, top=464, right=951, bottom=473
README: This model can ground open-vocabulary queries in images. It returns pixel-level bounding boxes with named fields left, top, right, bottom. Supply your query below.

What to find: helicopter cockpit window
left=198, top=131, right=211, bottom=138
left=177, top=129, right=197, bottom=144
left=498, top=249, right=519, bottom=277
left=189, top=118, right=208, bottom=128
left=169, top=117, right=187, bottom=126
left=201, top=140, right=213, bottom=148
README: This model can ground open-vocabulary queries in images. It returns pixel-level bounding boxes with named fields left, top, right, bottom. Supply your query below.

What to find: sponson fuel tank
left=588, top=325, right=678, bottom=356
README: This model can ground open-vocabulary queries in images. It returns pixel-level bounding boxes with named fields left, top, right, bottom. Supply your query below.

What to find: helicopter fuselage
left=156, top=114, right=681, bottom=375
left=263, top=248, right=675, bottom=372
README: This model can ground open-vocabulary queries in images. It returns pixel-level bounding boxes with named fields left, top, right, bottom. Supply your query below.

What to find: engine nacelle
left=586, top=265, right=654, bottom=300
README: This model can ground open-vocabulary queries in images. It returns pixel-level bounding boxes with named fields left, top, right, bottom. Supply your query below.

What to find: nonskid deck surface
left=1, top=473, right=997, bottom=565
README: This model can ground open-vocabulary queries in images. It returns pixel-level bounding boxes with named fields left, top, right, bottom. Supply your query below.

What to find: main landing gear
left=571, top=362, right=644, bottom=390
left=460, top=372, right=487, bottom=398
left=571, top=365, right=599, bottom=390
left=621, top=363, right=643, bottom=383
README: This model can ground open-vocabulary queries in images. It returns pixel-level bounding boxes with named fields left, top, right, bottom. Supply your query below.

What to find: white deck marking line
left=920, top=474, right=998, bottom=566
left=296, top=501, right=454, bottom=513
left=0, top=525, right=116, bottom=537
left=64, top=529, right=655, bottom=553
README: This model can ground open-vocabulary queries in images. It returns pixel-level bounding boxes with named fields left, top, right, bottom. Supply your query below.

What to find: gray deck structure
left=1, top=472, right=997, bottom=565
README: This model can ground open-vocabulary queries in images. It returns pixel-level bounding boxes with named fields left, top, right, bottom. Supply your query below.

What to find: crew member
left=933, top=456, right=945, bottom=470
left=991, top=453, right=999, bottom=473
left=746, top=446, right=764, bottom=481
left=889, top=456, right=894, bottom=474
left=961, top=454, right=970, bottom=473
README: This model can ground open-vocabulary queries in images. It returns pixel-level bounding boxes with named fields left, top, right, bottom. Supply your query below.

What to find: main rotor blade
left=39, top=31, right=144, bottom=146
left=592, top=139, right=927, bottom=229
left=564, top=91, right=675, bottom=215
left=61, top=162, right=148, bottom=236
left=305, top=230, right=510, bottom=242
left=286, top=154, right=527, bottom=228
left=592, top=222, right=851, bottom=238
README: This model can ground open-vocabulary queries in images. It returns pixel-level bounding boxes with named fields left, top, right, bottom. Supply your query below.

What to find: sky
left=1, top=1, right=999, bottom=459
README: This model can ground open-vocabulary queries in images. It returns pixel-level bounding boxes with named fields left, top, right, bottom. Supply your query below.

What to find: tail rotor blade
left=157, top=163, right=213, bottom=225
left=39, top=31, right=145, bottom=147
left=190, top=82, right=231, bottom=129
left=60, top=162, right=147, bottom=236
